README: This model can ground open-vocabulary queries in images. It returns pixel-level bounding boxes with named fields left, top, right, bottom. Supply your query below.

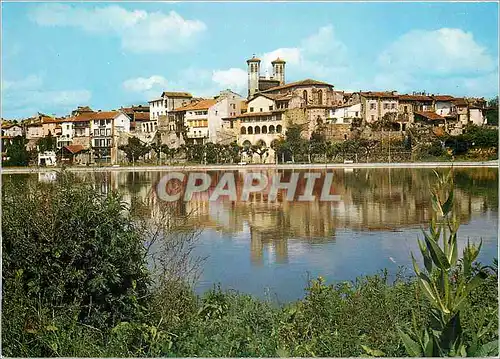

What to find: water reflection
left=4, top=167, right=497, bottom=300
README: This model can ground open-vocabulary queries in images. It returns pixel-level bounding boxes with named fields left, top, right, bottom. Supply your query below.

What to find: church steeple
left=271, top=57, right=286, bottom=85
left=247, top=55, right=261, bottom=98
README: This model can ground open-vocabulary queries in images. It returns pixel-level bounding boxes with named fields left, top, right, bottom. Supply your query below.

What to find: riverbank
left=2, top=160, right=498, bottom=174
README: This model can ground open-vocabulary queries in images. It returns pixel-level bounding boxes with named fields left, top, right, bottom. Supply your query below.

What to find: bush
left=2, top=172, right=151, bottom=355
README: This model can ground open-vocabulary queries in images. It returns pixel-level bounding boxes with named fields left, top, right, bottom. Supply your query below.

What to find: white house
left=329, top=103, right=361, bottom=124
left=148, top=91, right=193, bottom=122
left=57, top=120, right=74, bottom=148
left=181, top=99, right=216, bottom=144
left=208, top=89, right=245, bottom=143
left=432, top=95, right=455, bottom=116
left=1, top=124, right=23, bottom=137
left=469, top=106, right=486, bottom=126
left=89, top=111, right=130, bottom=163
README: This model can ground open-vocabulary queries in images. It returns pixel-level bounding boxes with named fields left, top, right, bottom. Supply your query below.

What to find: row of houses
left=1, top=54, right=494, bottom=164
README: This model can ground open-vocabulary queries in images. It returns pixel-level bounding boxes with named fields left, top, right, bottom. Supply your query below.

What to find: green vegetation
left=3, top=135, right=31, bottom=166
left=2, top=171, right=498, bottom=357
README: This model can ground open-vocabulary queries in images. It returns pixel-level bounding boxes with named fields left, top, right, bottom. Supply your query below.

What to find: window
left=371, top=115, right=375, bottom=121
left=269, top=106, right=274, bottom=111
left=94, top=129, right=99, bottom=136
left=250, top=107, right=254, bottom=112
left=355, top=111, right=359, bottom=117
left=106, top=119, right=111, bottom=125
left=370, top=103, right=376, bottom=110
left=66, top=125, right=70, bottom=130
left=100, top=120, right=105, bottom=127
left=383, top=103, right=388, bottom=110
left=106, top=129, right=111, bottom=136
left=303, top=90, right=308, bottom=104
left=391, top=103, right=396, bottom=109
left=318, top=90, right=323, bottom=105
left=106, top=139, right=111, bottom=147
left=260, top=108, right=263, bottom=112
left=404, top=106, right=408, bottom=114
left=215, top=110, right=218, bottom=115
left=100, top=129, right=105, bottom=136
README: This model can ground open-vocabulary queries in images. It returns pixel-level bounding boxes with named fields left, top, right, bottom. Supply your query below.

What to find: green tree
left=251, top=141, right=269, bottom=163
left=4, top=136, right=30, bottom=167
left=486, top=97, right=498, bottom=126
left=285, top=124, right=307, bottom=163
left=118, top=137, right=150, bottom=163
left=37, top=131, right=57, bottom=152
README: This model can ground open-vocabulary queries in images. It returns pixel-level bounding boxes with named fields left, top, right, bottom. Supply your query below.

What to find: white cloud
left=123, top=75, right=169, bottom=92
left=257, top=25, right=353, bottom=83
left=368, top=28, right=499, bottom=97
left=1, top=75, right=91, bottom=118
left=378, top=28, right=496, bottom=76
left=300, top=25, right=348, bottom=59
left=2, top=74, right=43, bottom=92
left=212, top=68, right=248, bottom=94
left=29, top=4, right=206, bottom=53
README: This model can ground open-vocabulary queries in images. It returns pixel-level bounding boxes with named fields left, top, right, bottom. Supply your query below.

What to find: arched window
left=303, top=90, right=308, bottom=105
left=269, top=125, right=275, bottom=133
left=255, top=126, right=261, bottom=134
left=240, top=127, right=247, bottom=135
left=318, top=90, right=323, bottom=105
left=276, top=125, right=282, bottom=133
left=248, top=126, right=254, bottom=135
left=262, top=125, right=267, bottom=134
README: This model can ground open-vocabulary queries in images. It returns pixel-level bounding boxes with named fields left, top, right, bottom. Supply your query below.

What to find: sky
left=1, top=1, right=499, bottom=119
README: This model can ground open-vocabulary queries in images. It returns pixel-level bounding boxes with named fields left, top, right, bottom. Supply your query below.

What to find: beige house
left=360, top=91, right=399, bottom=123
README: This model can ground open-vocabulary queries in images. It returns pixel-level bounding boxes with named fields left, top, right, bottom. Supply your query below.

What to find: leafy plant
left=398, top=170, right=498, bottom=357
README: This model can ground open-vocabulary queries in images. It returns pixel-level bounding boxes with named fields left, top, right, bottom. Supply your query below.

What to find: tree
left=251, top=141, right=269, bottom=163
left=37, top=131, right=56, bottom=152
left=227, top=141, right=242, bottom=164
left=285, top=124, right=307, bottom=163
left=118, top=137, right=150, bottom=164
left=485, top=97, right=498, bottom=126
left=4, top=136, right=30, bottom=167
left=309, top=128, right=328, bottom=163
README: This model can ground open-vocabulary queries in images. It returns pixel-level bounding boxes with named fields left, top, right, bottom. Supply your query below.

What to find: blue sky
left=2, top=1, right=498, bottom=119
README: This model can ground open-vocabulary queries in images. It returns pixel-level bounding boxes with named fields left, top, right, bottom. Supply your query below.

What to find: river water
left=5, top=167, right=498, bottom=302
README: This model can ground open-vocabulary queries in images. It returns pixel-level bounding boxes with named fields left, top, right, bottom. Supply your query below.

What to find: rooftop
left=173, top=99, right=217, bottom=112
left=260, top=78, right=334, bottom=93
left=360, top=91, right=399, bottom=99
left=161, top=91, right=193, bottom=98
left=414, top=111, right=446, bottom=121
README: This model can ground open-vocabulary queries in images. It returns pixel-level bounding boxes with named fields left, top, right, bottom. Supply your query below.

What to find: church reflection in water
left=71, top=167, right=498, bottom=265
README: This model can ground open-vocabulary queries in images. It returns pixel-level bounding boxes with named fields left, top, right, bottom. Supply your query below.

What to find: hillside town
left=2, top=55, right=498, bottom=165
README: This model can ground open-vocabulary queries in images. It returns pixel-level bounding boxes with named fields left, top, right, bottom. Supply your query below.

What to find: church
left=246, top=55, right=286, bottom=98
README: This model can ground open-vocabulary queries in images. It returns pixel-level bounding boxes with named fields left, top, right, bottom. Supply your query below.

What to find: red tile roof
left=432, top=95, right=455, bottom=101
left=63, top=144, right=86, bottom=154
left=398, top=94, right=433, bottom=101
left=360, top=91, right=399, bottom=99
left=414, top=111, right=445, bottom=121
left=230, top=110, right=285, bottom=119
left=90, top=111, right=122, bottom=120
left=173, top=99, right=217, bottom=111
left=134, top=112, right=150, bottom=121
